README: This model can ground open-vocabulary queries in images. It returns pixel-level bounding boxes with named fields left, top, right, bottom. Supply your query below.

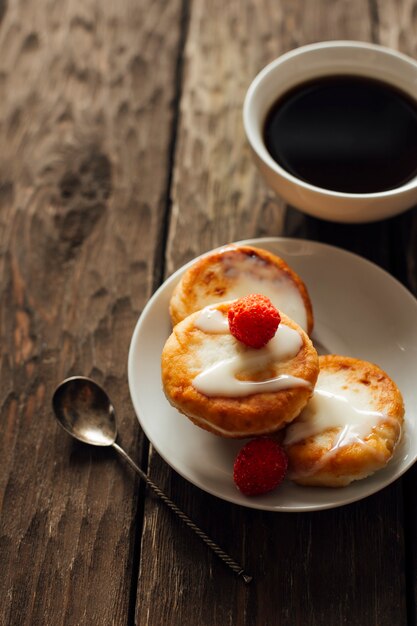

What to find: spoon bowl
left=53, top=376, right=117, bottom=446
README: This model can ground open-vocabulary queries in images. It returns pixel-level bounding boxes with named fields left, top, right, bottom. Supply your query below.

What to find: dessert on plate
left=169, top=244, right=314, bottom=334
left=283, top=355, right=404, bottom=487
left=159, top=242, right=406, bottom=495
left=162, top=296, right=318, bottom=438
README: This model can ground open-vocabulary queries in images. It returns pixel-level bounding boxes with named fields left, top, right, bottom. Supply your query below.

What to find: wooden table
left=2, top=0, right=417, bottom=624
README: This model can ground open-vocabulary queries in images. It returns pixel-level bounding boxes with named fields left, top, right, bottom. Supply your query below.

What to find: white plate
left=128, top=238, right=417, bottom=511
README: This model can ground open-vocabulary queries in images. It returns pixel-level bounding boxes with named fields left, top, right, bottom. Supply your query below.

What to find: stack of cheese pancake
left=161, top=244, right=404, bottom=488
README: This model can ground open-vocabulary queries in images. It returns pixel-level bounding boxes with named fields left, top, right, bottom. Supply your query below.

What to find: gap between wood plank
left=151, top=0, right=192, bottom=289
left=127, top=2, right=191, bottom=624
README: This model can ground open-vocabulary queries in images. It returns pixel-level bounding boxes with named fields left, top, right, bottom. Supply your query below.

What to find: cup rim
left=243, top=40, right=417, bottom=199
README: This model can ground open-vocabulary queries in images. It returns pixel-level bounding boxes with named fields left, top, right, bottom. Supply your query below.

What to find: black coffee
left=263, top=76, right=417, bottom=194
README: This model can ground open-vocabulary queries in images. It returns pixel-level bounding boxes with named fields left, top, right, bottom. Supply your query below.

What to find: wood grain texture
left=371, top=2, right=417, bottom=623
left=0, top=0, right=183, bottom=624
left=165, top=0, right=374, bottom=275
left=136, top=1, right=409, bottom=625
left=371, top=0, right=417, bottom=294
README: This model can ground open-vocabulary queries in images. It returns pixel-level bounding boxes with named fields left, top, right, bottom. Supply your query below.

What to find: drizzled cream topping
left=194, top=307, right=229, bottom=333
left=284, top=388, right=386, bottom=447
left=223, top=272, right=308, bottom=331
left=192, top=249, right=309, bottom=331
left=192, top=306, right=310, bottom=398
left=284, top=369, right=402, bottom=478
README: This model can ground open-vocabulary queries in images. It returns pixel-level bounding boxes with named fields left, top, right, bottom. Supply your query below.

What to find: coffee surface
left=263, top=76, right=417, bottom=194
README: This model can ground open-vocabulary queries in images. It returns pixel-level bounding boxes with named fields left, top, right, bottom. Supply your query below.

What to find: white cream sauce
left=284, top=388, right=385, bottom=448
left=194, top=307, right=229, bottom=333
left=223, top=270, right=307, bottom=331
left=197, top=250, right=308, bottom=331
left=284, top=371, right=401, bottom=477
left=192, top=307, right=309, bottom=397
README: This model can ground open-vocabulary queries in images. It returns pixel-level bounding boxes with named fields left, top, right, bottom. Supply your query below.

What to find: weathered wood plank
left=0, top=0, right=183, bottom=624
left=370, top=0, right=417, bottom=292
left=136, top=1, right=408, bottom=624
left=370, top=2, right=417, bottom=623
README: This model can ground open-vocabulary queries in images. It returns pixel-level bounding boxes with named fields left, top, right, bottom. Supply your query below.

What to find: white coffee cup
left=243, top=41, right=417, bottom=223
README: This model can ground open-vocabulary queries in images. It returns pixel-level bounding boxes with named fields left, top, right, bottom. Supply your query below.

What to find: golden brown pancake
left=161, top=304, right=319, bottom=438
left=169, top=244, right=314, bottom=334
left=283, top=355, right=404, bottom=487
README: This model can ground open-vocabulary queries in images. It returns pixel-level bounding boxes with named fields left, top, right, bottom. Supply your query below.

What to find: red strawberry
left=233, top=438, right=288, bottom=496
left=228, top=294, right=280, bottom=349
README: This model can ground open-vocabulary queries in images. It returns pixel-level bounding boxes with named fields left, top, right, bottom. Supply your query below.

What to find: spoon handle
left=112, top=441, right=252, bottom=583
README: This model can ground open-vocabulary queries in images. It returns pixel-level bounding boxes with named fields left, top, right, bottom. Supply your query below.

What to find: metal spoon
left=52, top=376, right=252, bottom=583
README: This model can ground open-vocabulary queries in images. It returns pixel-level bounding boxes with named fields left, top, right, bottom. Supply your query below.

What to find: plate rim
left=128, top=237, right=417, bottom=512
